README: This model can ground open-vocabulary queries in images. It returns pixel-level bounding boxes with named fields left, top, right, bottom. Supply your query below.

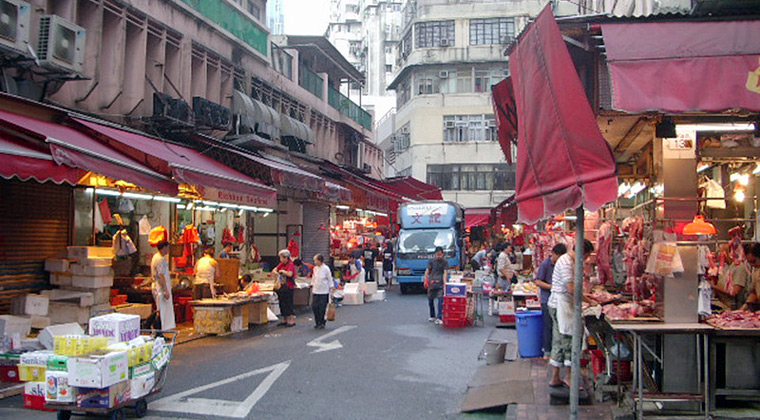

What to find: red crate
left=110, top=295, right=128, bottom=306
left=23, top=394, right=55, bottom=412
left=174, top=304, right=185, bottom=323
left=185, top=304, right=194, bottom=322
left=444, top=296, right=467, bottom=306
left=499, top=314, right=515, bottom=323
left=0, top=365, right=19, bottom=382
left=178, top=296, right=193, bottom=306
left=442, top=318, right=467, bottom=328
left=589, top=349, right=632, bottom=382
left=110, top=289, right=119, bottom=297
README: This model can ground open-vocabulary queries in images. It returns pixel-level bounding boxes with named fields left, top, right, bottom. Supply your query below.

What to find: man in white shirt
left=547, top=239, right=593, bottom=388
left=194, top=247, right=220, bottom=299
left=497, top=242, right=517, bottom=290
left=311, top=254, right=334, bottom=329
left=150, top=241, right=175, bottom=331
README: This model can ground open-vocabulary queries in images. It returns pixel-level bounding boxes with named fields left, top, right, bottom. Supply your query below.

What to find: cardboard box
left=89, top=313, right=140, bottom=343
left=45, top=370, right=76, bottom=403
left=20, top=351, right=53, bottom=367
left=40, top=289, right=94, bottom=307
left=48, top=302, right=91, bottom=325
left=18, top=364, right=46, bottom=382
left=54, top=336, right=109, bottom=357
left=0, top=315, right=32, bottom=338
left=45, top=259, right=70, bottom=273
left=47, top=355, right=69, bottom=372
left=24, top=295, right=49, bottom=316
left=113, top=303, right=152, bottom=320
left=24, top=381, right=45, bottom=397
left=445, top=283, right=467, bottom=297
left=129, top=362, right=153, bottom=379
left=152, top=344, right=172, bottom=371
left=130, top=370, right=155, bottom=399
left=67, top=247, right=114, bottom=262
left=68, top=350, right=128, bottom=389
left=76, top=380, right=130, bottom=409
left=72, top=274, right=114, bottom=289
left=29, top=315, right=51, bottom=330
left=498, top=300, right=515, bottom=316
left=38, top=323, right=85, bottom=350
left=70, top=264, right=113, bottom=277
left=50, top=272, right=73, bottom=287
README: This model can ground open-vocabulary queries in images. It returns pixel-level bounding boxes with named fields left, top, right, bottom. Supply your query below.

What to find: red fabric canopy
left=383, top=177, right=442, bottom=201
left=0, top=110, right=177, bottom=195
left=0, top=133, right=83, bottom=184
left=509, top=6, right=617, bottom=224
left=491, top=77, right=518, bottom=164
left=602, top=20, right=760, bottom=113
left=73, top=119, right=277, bottom=203
left=465, top=209, right=491, bottom=229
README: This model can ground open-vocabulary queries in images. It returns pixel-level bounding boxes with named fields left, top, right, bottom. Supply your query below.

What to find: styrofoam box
left=72, top=275, right=114, bottom=289
left=70, top=264, right=113, bottom=277
left=48, top=302, right=91, bottom=325
left=44, top=259, right=70, bottom=273
left=362, top=282, right=378, bottom=295
left=67, top=247, right=114, bottom=262
left=50, top=273, right=73, bottom=287
left=38, top=323, right=85, bottom=351
left=0, top=315, right=32, bottom=338
left=113, top=303, right=152, bottom=320
left=68, top=350, right=128, bottom=389
left=342, top=292, right=364, bottom=305
left=29, top=315, right=51, bottom=330
left=89, top=313, right=140, bottom=343
left=40, top=289, right=95, bottom=307
left=80, top=257, right=113, bottom=267
left=24, top=295, right=49, bottom=316
left=370, top=290, right=386, bottom=302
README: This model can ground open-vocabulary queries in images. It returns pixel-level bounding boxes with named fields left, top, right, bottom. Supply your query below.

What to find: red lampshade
left=683, top=215, right=717, bottom=236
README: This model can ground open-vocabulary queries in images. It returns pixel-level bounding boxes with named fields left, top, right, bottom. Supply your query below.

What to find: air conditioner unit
left=455, top=121, right=468, bottom=127
left=0, top=0, right=31, bottom=55
left=501, top=35, right=514, bottom=44
left=439, top=38, right=450, bottom=47
left=438, top=70, right=449, bottom=79
left=193, top=96, right=232, bottom=130
left=153, top=92, right=193, bottom=125
left=362, top=163, right=372, bottom=174
left=444, top=120, right=455, bottom=129
left=37, top=15, right=85, bottom=74
left=487, top=120, right=497, bottom=128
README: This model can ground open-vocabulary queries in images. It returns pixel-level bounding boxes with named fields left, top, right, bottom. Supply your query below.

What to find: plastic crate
left=499, top=314, right=515, bottom=323
left=174, top=304, right=185, bottom=323
left=0, top=365, right=19, bottom=382
left=110, top=294, right=128, bottom=306
left=442, top=318, right=467, bottom=328
left=444, top=296, right=467, bottom=306
left=110, top=289, right=119, bottom=298
left=23, top=394, right=55, bottom=412
left=178, top=296, right=193, bottom=306
left=185, top=304, right=194, bottom=322
left=589, top=349, right=632, bottom=382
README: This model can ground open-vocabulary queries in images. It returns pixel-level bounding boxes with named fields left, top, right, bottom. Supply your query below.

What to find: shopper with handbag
left=311, top=254, right=334, bottom=329
left=272, top=249, right=297, bottom=327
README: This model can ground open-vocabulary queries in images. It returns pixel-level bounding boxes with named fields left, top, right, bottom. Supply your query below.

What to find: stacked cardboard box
left=42, top=247, right=115, bottom=326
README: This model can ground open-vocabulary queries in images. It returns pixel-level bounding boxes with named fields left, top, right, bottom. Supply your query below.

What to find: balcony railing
left=328, top=85, right=372, bottom=131
left=178, top=0, right=268, bottom=56
left=299, top=65, right=324, bottom=99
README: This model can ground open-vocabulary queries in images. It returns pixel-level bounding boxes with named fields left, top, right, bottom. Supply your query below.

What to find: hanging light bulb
left=618, top=182, right=631, bottom=196
left=730, top=172, right=741, bottom=182
left=739, top=174, right=750, bottom=186
left=735, top=189, right=746, bottom=202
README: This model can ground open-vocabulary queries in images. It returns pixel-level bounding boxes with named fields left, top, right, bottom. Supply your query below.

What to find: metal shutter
left=0, top=180, right=72, bottom=313
left=301, top=203, right=330, bottom=263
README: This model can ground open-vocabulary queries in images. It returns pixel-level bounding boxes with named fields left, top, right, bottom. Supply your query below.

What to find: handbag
left=274, top=273, right=287, bottom=291
left=326, top=300, right=336, bottom=322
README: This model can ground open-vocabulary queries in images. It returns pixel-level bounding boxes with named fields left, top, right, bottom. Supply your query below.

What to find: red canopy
left=0, top=133, right=83, bottom=185
left=73, top=118, right=277, bottom=205
left=383, top=177, right=442, bottom=201
left=491, top=77, right=518, bottom=165
left=0, top=110, right=177, bottom=195
left=509, top=6, right=617, bottom=223
left=465, top=208, right=492, bottom=229
left=602, top=20, right=760, bottom=113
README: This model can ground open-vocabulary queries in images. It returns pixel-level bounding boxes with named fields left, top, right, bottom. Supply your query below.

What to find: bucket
left=515, top=310, right=544, bottom=358
left=483, top=339, right=507, bottom=365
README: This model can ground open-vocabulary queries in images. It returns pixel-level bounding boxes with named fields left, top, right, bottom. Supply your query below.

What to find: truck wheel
left=109, top=408, right=125, bottom=420
left=400, top=284, right=409, bottom=294
left=57, top=410, right=72, bottom=420
left=135, top=399, right=148, bottom=418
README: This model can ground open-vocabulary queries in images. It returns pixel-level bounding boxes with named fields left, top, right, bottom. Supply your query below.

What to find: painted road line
left=306, top=325, right=357, bottom=353
left=151, top=361, right=291, bottom=418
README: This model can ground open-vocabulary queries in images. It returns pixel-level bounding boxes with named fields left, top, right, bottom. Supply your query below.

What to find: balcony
left=328, top=85, right=372, bottom=131
left=299, top=65, right=324, bottom=99
left=177, top=0, right=269, bottom=56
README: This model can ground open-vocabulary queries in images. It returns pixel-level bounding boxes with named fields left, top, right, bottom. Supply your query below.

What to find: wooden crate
left=248, top=301, right=269, bottom=325
left=217, top=259, right=241, bottom=293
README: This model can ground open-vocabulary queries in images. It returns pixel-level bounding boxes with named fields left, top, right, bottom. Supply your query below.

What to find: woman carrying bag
left=311, top=253, right=334, bottom=329
left=272, top=249, right=297, bottom=327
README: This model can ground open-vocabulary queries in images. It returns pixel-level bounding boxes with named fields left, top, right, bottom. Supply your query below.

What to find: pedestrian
left=471, top=243, right=489, bottom=270
left=294, top=258, right=312, bottom=277
left=149, top=241, right=175, bottom=332
left=194, top=247, right=219, bottom=299
left=548, top=239, right=593, bottom=388
left=219, top=242, right=235, bottom=259
left=381, top=241, right=394, bottom=289
left=424, top=246, right=449, bottom=325
left=346, top=251, right=365, bottom=283
left=497, top=242, right=518, bottom=290
left=311, top=254, right=333, bottom=329
left=534, top=243, right=567, bottom=358
left=272, top=249, right=297, bottom=327
left=363, top=244, right=378, bottom=282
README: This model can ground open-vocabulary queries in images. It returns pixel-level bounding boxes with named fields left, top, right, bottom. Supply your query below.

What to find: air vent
left=37, top=15, right=85, bottom=73
left=0, top=0, right=30, bottom=54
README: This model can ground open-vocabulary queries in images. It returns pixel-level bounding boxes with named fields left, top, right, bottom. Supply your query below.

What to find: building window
left=443, top=114, right=497, bottom=143
left=247, top=1, right=260, bottom=19
left=393, top=124, right=411, bottom=152
left=474, top=69, right=507, bottom=92
left=400, top=30, right=412, bottom=57
left=470, top=17, right=515, bottom=45
left=417, top=77, right=438, bottom=95
left=397, top=81, right=411, bottom=108
left=427, top=164, right=514, bottom=191
left=415, top=20, right=455, bottom=48
left=385, top=64, right=393, bottom=73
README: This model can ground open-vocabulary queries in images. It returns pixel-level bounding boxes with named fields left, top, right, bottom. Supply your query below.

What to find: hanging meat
left=597, top=222, right=615, bottom=286
left=621, top=217, right=651, bottom=300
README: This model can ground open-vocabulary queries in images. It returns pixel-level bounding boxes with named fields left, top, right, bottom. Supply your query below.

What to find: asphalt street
left=0, top=289, right=511, bottom=420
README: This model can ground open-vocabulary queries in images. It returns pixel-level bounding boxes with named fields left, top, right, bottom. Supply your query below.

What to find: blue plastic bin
left=515, top=310, right=544, bottom=358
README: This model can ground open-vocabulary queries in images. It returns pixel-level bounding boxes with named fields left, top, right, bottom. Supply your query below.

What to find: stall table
left=190, top=295, right=269, bottom=335
left=609, top=322, right=713, bottom=420
left=709, top=327, right=760, bottom=410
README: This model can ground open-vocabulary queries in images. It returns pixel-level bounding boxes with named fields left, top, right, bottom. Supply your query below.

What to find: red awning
left=509, top=6, right=617, bottom=223
left=465, top=209, right=491, bottom=229
left=325, top=181, right=352, bottom=203
left=602, top=20, right=760, bottom=113
left=223, top=148, right=325, bottom=193
left=383, top=177, right=443, bottom=201
left=0, top=110, right=177, bottom=195
left=0, top=133, right=83, bottom=185
left=73, top=118, right=277, bottom=204
left=491, top=77, right=518, bottom=164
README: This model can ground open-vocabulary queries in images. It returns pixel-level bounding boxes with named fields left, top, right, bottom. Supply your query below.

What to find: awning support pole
left=570, top=204, right=584, bottom=419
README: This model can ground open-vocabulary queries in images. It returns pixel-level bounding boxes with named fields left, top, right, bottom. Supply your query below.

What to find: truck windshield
left=398, top=229, right=455, bottom=255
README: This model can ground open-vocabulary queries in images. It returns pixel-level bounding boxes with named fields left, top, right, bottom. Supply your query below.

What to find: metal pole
left=570, top=205, right=584, bottom=419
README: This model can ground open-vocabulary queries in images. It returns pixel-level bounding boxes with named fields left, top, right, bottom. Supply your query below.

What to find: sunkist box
left=45, top=371, right=76, bottom=403
left=89, top=313, right=140, bottom=343
left=68, top=350, right=128, bottom=389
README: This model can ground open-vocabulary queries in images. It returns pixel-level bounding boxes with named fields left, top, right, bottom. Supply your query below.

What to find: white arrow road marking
left=306, top=325, right=357, bottom=353
left=151, top=361, right=290, bottom=418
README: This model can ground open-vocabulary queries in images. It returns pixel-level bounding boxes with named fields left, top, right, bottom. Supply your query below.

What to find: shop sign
left=196, top=186, right=276, bottom=209
left=665, top=128, right=696, bottom=159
